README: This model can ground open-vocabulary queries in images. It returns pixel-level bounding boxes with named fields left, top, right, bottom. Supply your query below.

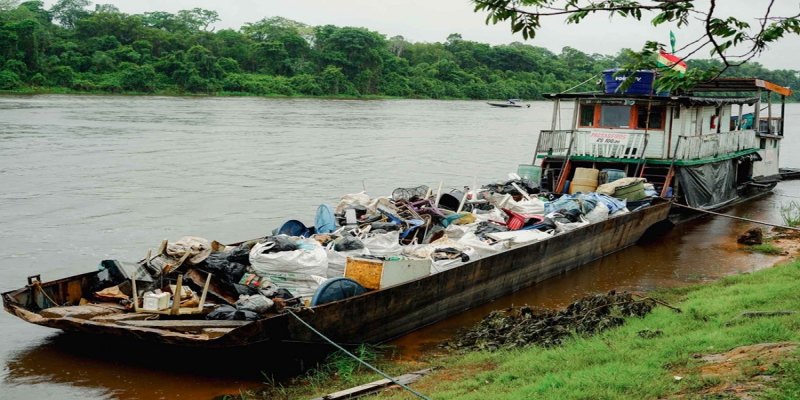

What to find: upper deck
left=536, top=78, right=791, bottom=165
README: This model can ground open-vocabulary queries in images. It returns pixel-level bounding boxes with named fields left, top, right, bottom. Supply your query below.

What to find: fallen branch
left=311, top=368, right=436, bottom=400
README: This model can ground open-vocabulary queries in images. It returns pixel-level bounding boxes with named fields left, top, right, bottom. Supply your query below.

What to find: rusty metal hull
left=2, top=200, right=670, bottom=347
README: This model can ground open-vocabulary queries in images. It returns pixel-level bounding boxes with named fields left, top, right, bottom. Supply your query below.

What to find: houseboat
left=529, top=74, right=791, bottom=218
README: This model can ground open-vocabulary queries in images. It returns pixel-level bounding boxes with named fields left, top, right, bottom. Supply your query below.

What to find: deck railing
left=536, top=130, right=648, bottom=159
left=674, top=130, right=758, bottom=160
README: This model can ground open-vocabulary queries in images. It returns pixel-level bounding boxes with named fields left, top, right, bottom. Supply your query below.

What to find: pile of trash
left=85, top=170, right=659, bottom=322
left=442, top=291, right=657, bottom=352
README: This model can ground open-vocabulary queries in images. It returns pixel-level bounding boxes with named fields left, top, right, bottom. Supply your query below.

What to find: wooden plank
left=117, top=320, right=251, bottom=328
left=310, top=368, right=435, bottom=400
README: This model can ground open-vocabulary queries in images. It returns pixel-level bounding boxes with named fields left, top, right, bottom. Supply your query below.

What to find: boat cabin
left=528, top=77, right=791, bottom=209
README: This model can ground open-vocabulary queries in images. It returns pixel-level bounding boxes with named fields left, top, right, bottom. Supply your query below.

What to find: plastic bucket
left=438, top=190, right=465, bottom=211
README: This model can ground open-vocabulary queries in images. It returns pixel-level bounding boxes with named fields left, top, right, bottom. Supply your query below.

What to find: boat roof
left=686, top=78, right=792, bottom=97
left=544, top=92, right=760, bottom=106
left=546, top=77, right=792, bottom=104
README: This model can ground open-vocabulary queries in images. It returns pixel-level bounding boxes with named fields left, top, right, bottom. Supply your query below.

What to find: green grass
left=377, top=262, right=800, bottom=399
left=233, top=261, right=800, bottom=399
left=780, top=201, right=800, bottom=227
left=747, top=242, right=786, bottom=255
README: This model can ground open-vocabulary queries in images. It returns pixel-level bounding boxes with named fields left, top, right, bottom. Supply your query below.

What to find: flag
left=656, top=50, right=687, bottom=75
left=670, top=31, right=676, bottom=53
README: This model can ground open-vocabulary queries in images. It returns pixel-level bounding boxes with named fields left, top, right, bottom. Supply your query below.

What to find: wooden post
left=550, top=99, right=560, bottom=130
left=754, top=88, right=762, bottom=133
left=571, top=99, right=580, bottom=129
left=767, top=91, right=773, bottom=135
left=171, top=275, right=183, bottom=315
left=781, top=95, right=786, bottom=136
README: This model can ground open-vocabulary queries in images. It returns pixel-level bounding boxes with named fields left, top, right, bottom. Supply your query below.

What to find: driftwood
left=310, top=368, right=435, bottom=400
left=725, top=310, right=797, bottom=326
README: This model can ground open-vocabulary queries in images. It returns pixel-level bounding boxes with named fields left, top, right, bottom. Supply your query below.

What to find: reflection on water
left=1, top=95, right=798, bottom=399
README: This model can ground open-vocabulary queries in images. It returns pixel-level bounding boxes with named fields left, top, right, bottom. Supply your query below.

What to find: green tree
left=472, top=0, right=800, bottom=89
left=50, top=0, right=89, bottom=28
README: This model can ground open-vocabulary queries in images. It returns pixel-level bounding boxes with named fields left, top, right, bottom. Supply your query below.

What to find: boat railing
left=536, top=130, right=648, bottom=159
left=536, top=130, right=573, bottom=157
left=571, top=131, right=648, bottom=159
left=674, top=130, right=758, bottom=160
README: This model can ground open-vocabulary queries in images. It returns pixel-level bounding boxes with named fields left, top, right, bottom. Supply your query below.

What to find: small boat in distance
left=487, top=99, right=530, bottom=108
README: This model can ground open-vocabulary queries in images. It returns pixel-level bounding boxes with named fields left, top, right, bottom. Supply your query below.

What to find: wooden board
left=117, top=320, right=252, bottom=330
left=40, top=304, right=125, bottom=319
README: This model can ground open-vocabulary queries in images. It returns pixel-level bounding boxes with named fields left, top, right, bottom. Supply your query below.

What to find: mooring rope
left=287, top=310, right=432, bottom=400
left=672, top=202, right=800, bottom=231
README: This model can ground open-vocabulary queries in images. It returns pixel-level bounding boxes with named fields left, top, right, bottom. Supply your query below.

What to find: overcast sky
left=44, top=0, right=800, bottom=70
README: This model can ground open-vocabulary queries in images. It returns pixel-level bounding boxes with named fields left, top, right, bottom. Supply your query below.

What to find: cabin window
left=578, top=104, right=595, bottom=127
left=636, top=105, right=665, bottom=129
left=600, top=105, right=631, bottom=128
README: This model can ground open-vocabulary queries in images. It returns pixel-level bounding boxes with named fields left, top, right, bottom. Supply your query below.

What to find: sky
left=43, top=0, right=800, bottom=70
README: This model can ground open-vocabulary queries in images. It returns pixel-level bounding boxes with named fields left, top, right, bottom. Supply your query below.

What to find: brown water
left=1, top=95, right=799, bottom=399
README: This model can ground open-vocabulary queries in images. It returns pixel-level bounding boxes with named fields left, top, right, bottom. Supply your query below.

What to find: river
left=1, top=95, right=799, bottom=399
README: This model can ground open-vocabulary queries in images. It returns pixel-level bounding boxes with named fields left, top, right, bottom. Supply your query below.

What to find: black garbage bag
left=260, top=235, right=299, bottom=253
left=204, top=252, right=247, bottom=284
left=475, top=222, right=508, bottom=239
left=227, top=242, right=256, bottom=265
left=370, top=222, right=400, bottom=232
left=333, top=235, right=365, bottom=252
left=206, top=305, right=258, bottom=321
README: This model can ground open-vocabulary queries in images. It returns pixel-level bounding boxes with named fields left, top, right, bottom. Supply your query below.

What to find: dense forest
left=1, top=0, right=798, bottom=100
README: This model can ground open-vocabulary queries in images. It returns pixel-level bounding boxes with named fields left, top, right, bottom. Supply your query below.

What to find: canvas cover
left=677, top=160, right=738, bottom=209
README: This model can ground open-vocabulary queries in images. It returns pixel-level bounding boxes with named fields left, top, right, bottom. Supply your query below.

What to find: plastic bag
left=206, top=305, right=258, bottom=321
left=249, top=239, right=327, bottom=277
left=326, top=248, right=368, bottom=278
left=584, top=203, right=610, bottom=224
left=554, top=218, right=589, bottom=234
left=335, top=192, right=371, bottom=214
left=361, top=231, right=402, bottom=257
left=235, top=294, right=274, bottom=313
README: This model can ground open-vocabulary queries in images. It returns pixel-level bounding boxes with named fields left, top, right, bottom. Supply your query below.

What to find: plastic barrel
left=600, top=169, right=626, bottom=184
left=516, top=164, right=542, bottom=184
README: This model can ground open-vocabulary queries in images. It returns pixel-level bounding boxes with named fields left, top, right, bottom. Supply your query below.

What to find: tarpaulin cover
left=677, top=160, right=738, bottom=209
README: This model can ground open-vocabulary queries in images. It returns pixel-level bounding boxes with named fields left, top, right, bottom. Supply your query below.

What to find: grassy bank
left=244, top=258, right=800, bottom=399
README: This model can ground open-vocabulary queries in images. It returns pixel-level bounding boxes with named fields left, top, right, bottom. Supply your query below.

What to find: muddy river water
left=1, top=96, right=799, bottom=399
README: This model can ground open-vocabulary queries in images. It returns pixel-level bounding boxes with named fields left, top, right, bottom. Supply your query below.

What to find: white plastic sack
left=554, top=218, right=589, bottom=234
left=489, top=193, right=545, bottom=215
left=257, top=272, right=327, bottom=298
left=335, top=191, right=372, bottom=214
left=444, top=223, right=478, bottom=240
left=486, top=230, right=552, bottom=246
left=325, top=248, right=369, bottom=278
left=249, top=239, right=328, bottom=276
left=473, top=208, right=508, bottom=224
left=584, top=204, right=610, bottom=224
left=361, top=230, right=402, bottom=257
left=456, top=232, right=504, bottom=259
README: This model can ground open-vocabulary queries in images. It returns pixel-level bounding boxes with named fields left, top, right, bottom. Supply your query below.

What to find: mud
left=442, top=291, right=657, bottom=351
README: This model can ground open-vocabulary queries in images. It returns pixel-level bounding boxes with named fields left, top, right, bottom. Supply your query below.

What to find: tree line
left=0, top=0, right=798, bottom=100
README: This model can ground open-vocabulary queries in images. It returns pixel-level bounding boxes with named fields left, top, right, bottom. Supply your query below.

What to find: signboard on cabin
left=589, top=132, right=629, bottom=145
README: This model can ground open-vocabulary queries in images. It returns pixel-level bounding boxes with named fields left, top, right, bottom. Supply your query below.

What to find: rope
left=287, top=310, right=432, bottom=400
left=560, top=73, right=600, bottom=94
left=33, top=282, right=59, bottom=307
left=672, top=202, right=800, bottom=231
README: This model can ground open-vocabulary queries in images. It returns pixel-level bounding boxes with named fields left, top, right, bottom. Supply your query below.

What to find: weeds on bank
left=748, top=242, right=786, bottom=255
left=780, top=201, right=800, bottom=227
left=372, top=262, right=800, bottom=400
